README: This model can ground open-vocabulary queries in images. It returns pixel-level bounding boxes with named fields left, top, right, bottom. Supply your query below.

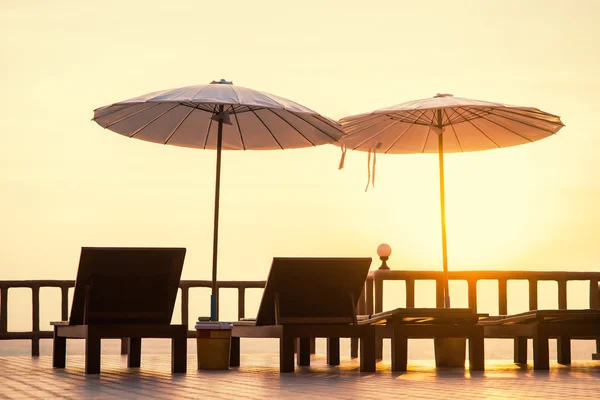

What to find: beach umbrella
left=93, top=79, right=344, bottom=320
left=338, top=93, right=564, bottom=308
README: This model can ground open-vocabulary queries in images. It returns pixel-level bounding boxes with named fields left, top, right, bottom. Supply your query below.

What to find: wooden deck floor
left=1, top=350, right=599, bottom=399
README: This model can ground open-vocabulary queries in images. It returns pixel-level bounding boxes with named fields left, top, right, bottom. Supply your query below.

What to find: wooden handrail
left=0, top=279, right=266, bottom=356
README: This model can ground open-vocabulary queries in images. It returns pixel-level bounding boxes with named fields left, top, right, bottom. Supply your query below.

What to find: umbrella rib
left=487, top=108, right=563, bottom=133
left=384, top=119, right=420, bottom=154
left=266, top=108, right=315, bottom=146
left=101, top=103, right=162, bottom=128
left=443, top=108, right=464, bottom=153
left=343, top=114, right=397, bottom=134
left=455, top=108, right=501, bottom=148
left=128, top=103, right=181, bottom=139
left=288, top=112, right=340, bottom=142
left=249, top=108, right=284, bottom=150
left=163, top=104, right=197, bottom=145
left=92, top=104, right=141, bottom=121
left=342, top=112, right=391, bottom=127
left=351, top=119, right=402, bottom=151
left=468, top=110, right=536, bottom=142
left=202, top=105, right=217, bottom=149
left=230, top=106, right=247, bottom=150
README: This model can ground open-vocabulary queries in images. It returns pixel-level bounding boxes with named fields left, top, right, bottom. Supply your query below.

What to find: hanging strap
left=364, top=142, right=383, bottom=192
left=338, top=144, right=347, bottom=170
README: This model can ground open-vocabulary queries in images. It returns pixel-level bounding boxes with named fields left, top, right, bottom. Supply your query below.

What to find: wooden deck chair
left=230, top=257, right=375, bottom=373
left=51, top=247, right=187, bottom=374
left=480, top=309, right=600, bottom=370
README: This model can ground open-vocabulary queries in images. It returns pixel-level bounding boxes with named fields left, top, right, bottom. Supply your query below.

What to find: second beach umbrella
left=93, top=79, right=344, bottom=320
left=338, top=93, right=564, bottom=308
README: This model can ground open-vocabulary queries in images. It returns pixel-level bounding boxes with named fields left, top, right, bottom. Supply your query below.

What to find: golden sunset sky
left=1, top=1, right=599, bottom=324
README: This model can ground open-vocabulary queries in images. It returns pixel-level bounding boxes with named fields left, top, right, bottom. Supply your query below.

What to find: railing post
left=498, top=279, right=507, bottom=316
left=468, top=279, right=478, bottom=312
left=529, top=280, right=538, bottom=311
left=238, top=287, right=245, bottom=321
left=365, top=277, right=374, bottom=315
left=558, top=280, right=567, bottom=310
left=405, top=278, right=415, bottom=308
left=590, top=278, right=599, bottom=309
left=31, top=285, right=40, bottom=357
left=0, top=287, right=7, bottom=334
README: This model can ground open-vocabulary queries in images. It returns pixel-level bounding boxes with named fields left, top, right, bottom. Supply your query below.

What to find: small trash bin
left=195, top=321, right=233, bottom=370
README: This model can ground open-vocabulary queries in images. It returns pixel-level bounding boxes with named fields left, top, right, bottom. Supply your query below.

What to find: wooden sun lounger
left=230, top=257, right=376, bottom=373
left=480, top=309, right=600, bottom=370
left=358, top=308, right=488, bottom=371
left=51, top=247, right=188, bottom=374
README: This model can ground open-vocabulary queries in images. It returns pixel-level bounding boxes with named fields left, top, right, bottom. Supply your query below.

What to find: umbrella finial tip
left=434, top=93, right=453, bottom=98
left=211, top=79, right=233, bottom=85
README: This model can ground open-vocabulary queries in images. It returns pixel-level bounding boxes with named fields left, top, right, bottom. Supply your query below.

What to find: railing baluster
left=498, top=279, right=508, bottom=316
left=590, top=278, right=599, bottom=309
left=374, top=277, right=383, bottom=314
left=468, top=279, right=478, bottom=313
left=558, top=280, right=567, bottom=310
left=31, top=285, right=40, bottom=356
left=181, top=286, right=189, bottom=326
left=436, top=278, right=444, bottom=308
left=0, top=287, right=7, bottom=333
left=365, top=278, right=374, bottom=315
left=61, top=285, right=70, bottom=321
left=405, top=278, right=415, bottom=308
left=238, top=287, right=245, bottom=320
left=529, top=279, right=538, bottom=311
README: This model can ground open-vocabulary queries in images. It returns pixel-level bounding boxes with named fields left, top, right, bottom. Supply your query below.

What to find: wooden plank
left=238, top=288, right=245, bottom=320
left=558, top=280, right=567, bottom=310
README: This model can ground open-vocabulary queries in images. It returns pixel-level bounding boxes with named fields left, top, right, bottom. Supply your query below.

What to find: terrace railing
left=0, top=280, right=265, bottom=356
left=2, top=271, right=600, bottom=358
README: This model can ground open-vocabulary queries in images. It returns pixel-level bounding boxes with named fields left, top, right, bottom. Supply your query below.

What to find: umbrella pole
left=210, top=105, right=225, bottom=321
left=437, top=131, right=451, bottom=309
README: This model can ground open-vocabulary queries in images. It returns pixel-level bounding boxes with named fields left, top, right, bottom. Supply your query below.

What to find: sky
left=1, top=0, right=599, bottom=327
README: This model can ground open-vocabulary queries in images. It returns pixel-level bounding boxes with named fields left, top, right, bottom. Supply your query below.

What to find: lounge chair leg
left=350, top=337, right=359, bottom=358
left=557, top=336, right=571, bottom=365
left=391, top=331, right=407, bottom=372
left=280, top=333, right=295, bottom=373
left=171, top=328, right=187, bottom=373
left=359, top=326, right=376, bottom=373
left=230, top=337, right=240, bottom=367
left=468, top=327, right=485, bottom=371
left=327, top=338, right=340, bottom=366
left=85, top=332, right=101, bottom=374
left=514, top=337, right=528, bottom=364
left=297, top=337, right=311, bottom=366
left=52, top=328, right=66, bottom=369
left=310, top=337, right=316, bottom=355
left=128, top=338, right=141, bottom=368
left=533, top=327, right=549, bottom=370
left=376, top=336, right=383, bottom=360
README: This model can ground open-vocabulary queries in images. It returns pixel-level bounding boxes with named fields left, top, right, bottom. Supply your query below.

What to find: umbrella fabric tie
left=364, top=142, right=382, bottom=192
left=338, top=144, right=347, bottom=170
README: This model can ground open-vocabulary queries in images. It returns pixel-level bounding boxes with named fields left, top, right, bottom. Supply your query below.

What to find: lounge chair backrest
left=69, top=247, right=186, bottom=325
left=255, top=257, right=372, bottom=326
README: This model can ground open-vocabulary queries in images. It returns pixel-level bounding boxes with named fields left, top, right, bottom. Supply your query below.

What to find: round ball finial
left=377, top=243, right=391, bottom=270
left=377, top=243, right=392, bottom=258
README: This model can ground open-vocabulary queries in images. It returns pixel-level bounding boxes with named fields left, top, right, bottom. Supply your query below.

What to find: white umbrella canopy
left=93, top=79, right=342, bottom=150
left=340, top=94, right=564, bottom=154
left=338, top=93, right=565, bottom=308
left=93, top=79, right=345, bottom=320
